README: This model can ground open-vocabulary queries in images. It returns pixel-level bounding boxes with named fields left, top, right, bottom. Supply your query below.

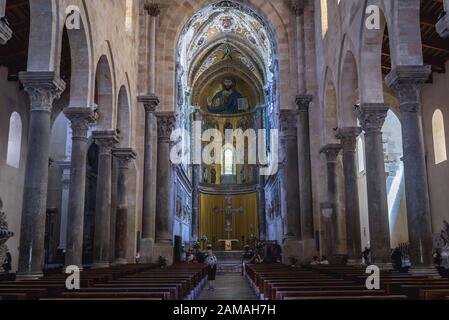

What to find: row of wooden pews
left=245, top=264, right=408, bottom=300
left=0, top=264, right=208, bottom=300
left=305, top=264, right=449, bottom=300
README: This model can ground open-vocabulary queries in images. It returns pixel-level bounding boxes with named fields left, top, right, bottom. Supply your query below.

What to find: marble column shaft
left=145, top=3, right=160, bottom=94
left=336, top=127, right=363, bottom=262
left=64, top=108, right=95, bottom=267
left=258, top=185, right=267, bottom=240
left=17, top=72, right=65, bottom=277
left=357, top=104, right=391, bottom=264
left=155, top=112, right=176, bottom=243
left=296, top=95, right=314, bottom=239
left=280, top=110, right=301, bottom=239
left=386, top=66, right=433, bottom=266
left=138, top=95, right=159, bottom=240
left=112, top=148, right=136, bottom=264
left=191, top=164, right=200, bottom=241
left=92, top=130, right=119, bottom=267
left=320, top=144, right=342, bottom=255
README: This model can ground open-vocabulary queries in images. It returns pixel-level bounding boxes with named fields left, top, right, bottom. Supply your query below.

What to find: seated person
left=320, top=256, right=330, bottom=265
left=249, top=252, right=263, bottom=264
left=310, top=256, right=320, bottom=265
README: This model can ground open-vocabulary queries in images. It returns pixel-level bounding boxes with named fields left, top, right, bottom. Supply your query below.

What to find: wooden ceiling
left=0, top=0, right=71, bottom=83
left=383, top=0, right=448, bottom=76
left=0, top=0, right=30, bottom=81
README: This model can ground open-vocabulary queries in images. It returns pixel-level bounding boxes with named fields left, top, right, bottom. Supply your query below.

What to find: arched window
left=125, top=0, right=133, bottom=31
left=357, top=137, right=365, bottom=173
left=224, top=148, right=234, bottom=175
left=320, top=0, right=329, bottom=38
left=432, top=109, right=447, bottom=165
left=6, top=112, right=22, bottom=168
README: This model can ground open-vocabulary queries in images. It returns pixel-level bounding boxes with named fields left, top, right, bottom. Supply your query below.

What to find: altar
left=218, top=239, right=239, bottom=251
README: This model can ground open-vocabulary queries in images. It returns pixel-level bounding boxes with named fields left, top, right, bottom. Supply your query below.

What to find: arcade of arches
left=1, top=0, right=449, bottom=278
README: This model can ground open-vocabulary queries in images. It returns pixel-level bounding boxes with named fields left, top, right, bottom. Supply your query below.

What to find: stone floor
left=197, top=273, right=258, bottom=300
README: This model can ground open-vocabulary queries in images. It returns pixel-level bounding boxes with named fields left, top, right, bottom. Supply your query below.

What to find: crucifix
left=214, top=195, right=244, bottom=241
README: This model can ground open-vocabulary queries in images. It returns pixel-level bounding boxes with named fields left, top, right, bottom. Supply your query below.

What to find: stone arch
left=358, top=0, right=388, bottom=104
left=57, top=1, right=94, bottom=109
left=117, top=85, right=131, bottom=147
left=155, top=0, right=291, bottom=111
left=27, top=0, right=60, bottom=71
left=94, top=54, right=114, bottom=130
left=323, top=67, right=338, bottom=144
left=338, top=47, right=359, bottom=127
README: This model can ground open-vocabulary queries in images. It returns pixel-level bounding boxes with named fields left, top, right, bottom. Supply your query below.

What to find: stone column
left=356, top=104, right=391, bottom=266
left=17, top=72, right=65, bottom=278
left=292, top=0, right=307, bottom=94
left=138, top=95, right=159, bottom=240
left=154, top=112, right=176, bottom=265
left=56, top=161, right=71, bottom=251
left=279, top=110, right=301, bottom=240
left=436, top=0, right=449, bottom=38
left=257, top=184, right=267, bottom=240
left=0, top=0, right=12, bottom=45
left=63, top=108, right=94, bottom=268
left=320, top=144, right=342, bottom=258
left=191, top=164, right=200, bottom=241
left=144, top=3, right=160, bottom=94
left=92, top=130, right=119, bottom=268
left=386, top=66, right=434, bottom=268
left=336, top=127, right=363, bottom=264
left=296, top=95, right=314, bottom=239
left=112, top=148, right=136, bottom=265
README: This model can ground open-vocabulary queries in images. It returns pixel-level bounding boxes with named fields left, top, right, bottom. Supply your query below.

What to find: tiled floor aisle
left=197, top=274, right=258, bottom=300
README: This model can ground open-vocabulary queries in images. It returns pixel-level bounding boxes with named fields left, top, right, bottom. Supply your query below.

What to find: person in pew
left=2, top=248, right=11, bottom=274
left=320, top=256, right=330, bottom=265
left=434, top=249, right=443, bottom=269
left=310, top=256, right=320, bottom=265
left=249, top=251, right=263, bottom=264
left=206, top=249, right=218, bottom=291
left=391, top=247, right=403, bottom=271
left=362, top=247, right=371, bottom=265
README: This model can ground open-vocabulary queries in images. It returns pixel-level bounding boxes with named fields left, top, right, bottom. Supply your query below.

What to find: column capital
left=138, top=94, right=160, bottom=113
left=64, top=107, right=95, bottom=140
left=156, top=111, right=176, bottom=142
left=113, top=147, right=137, bottom=169
left=356, top=104, right=389, bottom=134
left=336, top=127, right=362, bottom=151
left=295, top=94, right=313, bottom=112
left=0, top=18, right=12, bottom=45
left=92, top=130, right=119, bottom=153
left=320, top=144, right=342, bottom=163
left=19, top=72, right=66, bottom=113
left=144, top=3, right=161, bottom=17
left=385, top=66, right=431, bottom=113
left=279, top=109, right=298, bottom=139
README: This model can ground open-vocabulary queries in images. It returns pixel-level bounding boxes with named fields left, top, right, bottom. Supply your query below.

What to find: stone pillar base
left=436, top=14, right=449, bottom=38
left=409, top=266, right=441, bottom=278
left=153, top=242, right=174, bottom=266
left=140, top=238, right=155, bottom=263
left=112, top=259, right=128, bottom=266
left=16, top=272, right=43, bottom=280
left=347, top=259, right=363, bottom=266
left=283, top=238, right=318, bottom=265
left=0, top=20, right=12, bottom=45
left=92, top=262, right=110, bottom=269
left=373, top=262, right=393, bottom=271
